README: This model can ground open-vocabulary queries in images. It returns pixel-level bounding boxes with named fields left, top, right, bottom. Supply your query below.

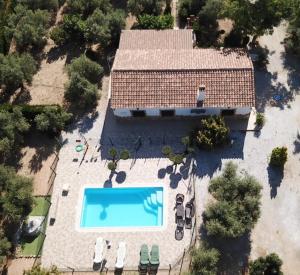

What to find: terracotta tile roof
left=118, top=30, right=194, bottom=50
left=113, top=48, right=253, bottom=71
left=111, top=70, right=255, bottom=109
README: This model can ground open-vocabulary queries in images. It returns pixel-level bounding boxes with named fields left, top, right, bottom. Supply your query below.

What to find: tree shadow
left=199, top=225, right=251, bottom=274
left=267, top=165, right=284, bottom=199
left=282, top=52, right=300, bottom=95
left=115, top=171, right=126, bottom=184
left=46, top=43, right=85, bottom=64
left=11, top=87, right=32, bottom=104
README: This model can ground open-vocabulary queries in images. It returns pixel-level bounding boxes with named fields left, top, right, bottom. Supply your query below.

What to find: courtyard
left=40, top=23, right=300, bottom=275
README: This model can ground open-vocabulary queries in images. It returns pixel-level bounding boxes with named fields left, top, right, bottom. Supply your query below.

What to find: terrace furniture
left=175, top=193, right=185, bottom=206
left=185, top=203, right=192, bottom=229
left=139, top=244, right=149, bottom=274
left=175, top=204, right=184, bottom=223
left=93, top=237, right=104, bottom=264
left=149, top=245, right=160, bottom=272
left=175, top=219, right=185, bottom=241
left=115, top=242, right=126, bottom=269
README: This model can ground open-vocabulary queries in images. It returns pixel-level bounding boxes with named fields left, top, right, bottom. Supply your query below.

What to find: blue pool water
left=80, top=187, right=164, bottom=228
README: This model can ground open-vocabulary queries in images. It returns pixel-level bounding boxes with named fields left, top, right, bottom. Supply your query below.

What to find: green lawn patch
left=29, top=196, right=51, bottom=216
left=19, top=196, right=51, bottom=256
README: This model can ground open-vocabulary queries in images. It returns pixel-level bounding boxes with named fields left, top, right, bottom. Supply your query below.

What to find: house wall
left=113, top=107, right=252, bottom=117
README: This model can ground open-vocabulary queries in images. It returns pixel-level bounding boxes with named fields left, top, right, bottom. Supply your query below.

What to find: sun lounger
left=115, top=242, right=126, bottom=269
left=175, top=219, right=184, bottom=241
left=149, top=245, right=159, bottom=271
left=93, top=237, right=104, bottom=264
left=176, top=204, right=184, bottom=223
left=139, top=244, right=149, bottom=273
left=185, top=203, right=192, bottom=229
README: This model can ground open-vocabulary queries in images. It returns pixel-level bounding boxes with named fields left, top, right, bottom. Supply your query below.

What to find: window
left=131, top=110, right=146, bottom=117
left=221, top=109, right=236, bottom=116
left=191, top=109, right=206, bottom=114
left=160, top=110, right=175, bottom=117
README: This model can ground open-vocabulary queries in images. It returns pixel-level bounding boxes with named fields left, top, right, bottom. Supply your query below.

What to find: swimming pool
left=80, top=187, right=164, bottom=228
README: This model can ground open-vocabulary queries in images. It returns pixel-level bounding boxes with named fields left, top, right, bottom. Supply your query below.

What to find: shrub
left=65, top=73, right=99, bottom=108
left=191, top=246, right=220, bottom=275
left=18, top=0, right=59, bottom=11
left=109, top=147, right=118, bottom=160
left=255, top=112, right=265, bottom=128
left=249, top=253, right=283, bottom=275
left=195, top=116, right=230, bottom=150
left=24, top=265, right=60, bottom=275
left=0, top=230, right=11, bottom=265
left=34, top=106, right=72, bottom=133
left=203, top=162, right=262, bottom=238
left=67, top=55, right=103, bottom=84
left=136, top=14, right=174, bottom=29
left=178, top=0, right=204, bottom=21
left=270, top=147, right=288, bottom=167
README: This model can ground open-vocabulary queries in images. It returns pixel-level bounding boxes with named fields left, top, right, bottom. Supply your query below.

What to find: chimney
left=197, top=85, right=205, bottom=107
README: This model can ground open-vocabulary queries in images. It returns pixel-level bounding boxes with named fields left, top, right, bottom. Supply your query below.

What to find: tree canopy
left=203, top=162, right=262, bottom=238
left=249, top=253, right=283, bottom=275
left=190, top=245, right=220, bottom=275
left=0, top=53, right=37, bottom=91
left=0, top=107, right=30, bottom=160
left=5, top=5, right=49, bottom=51
left=67, top=54, right=103, bottom=84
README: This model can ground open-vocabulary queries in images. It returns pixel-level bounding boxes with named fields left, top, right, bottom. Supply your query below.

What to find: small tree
left=0, top=229, right=11, bottom=265
left=203, top=162, right=262, bottom=238
left=191, top=245, right=220, bottom=275
left=34, top=106, right=72, bottom=133
left=161, top=145, right=185, bottom=168
left=270, top=147, right=288, bottom=167
left=195, top=116, right=230, bottom=150
left=67, top=55, right=103, bottom=84
left=255, top=113, right=265, bottom=128
left=249, top=253, right=283, bottom=275
left=65, top=73, right=99, bottom=108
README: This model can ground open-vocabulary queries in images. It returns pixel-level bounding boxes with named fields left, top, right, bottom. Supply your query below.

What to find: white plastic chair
left=115, top=242, right=126, bottom=269
left=94, top=237, right=104, bottom=264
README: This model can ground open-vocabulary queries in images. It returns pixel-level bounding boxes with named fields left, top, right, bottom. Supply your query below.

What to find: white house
left=110, top=30, right=255, bottom=118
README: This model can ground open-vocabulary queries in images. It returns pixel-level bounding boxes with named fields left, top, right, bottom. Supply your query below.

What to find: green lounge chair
left=139, top=244, right=149, bottom=273
left=150, top=245, right=160, bottom=270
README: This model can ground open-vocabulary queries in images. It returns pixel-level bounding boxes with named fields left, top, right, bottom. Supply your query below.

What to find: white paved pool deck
left=41, top=133, right=194, bottom=272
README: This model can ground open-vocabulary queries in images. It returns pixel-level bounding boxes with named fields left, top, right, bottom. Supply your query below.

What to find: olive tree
left=67, top=55, right=103, bottom=84
left=0, top=107, right=30, bottom=160
left=190, top=246, right=220, bottom=275
left=0, top=53, right=37, bottom=91
left=203, top=162, right=262, bottom=238
left=35, top=106, right=72, bottom=133
left=249, top=253, right=283, bottom=275
left=65, top=73, right=99, bottom=108
left=127, top=0, right=162, bottom=16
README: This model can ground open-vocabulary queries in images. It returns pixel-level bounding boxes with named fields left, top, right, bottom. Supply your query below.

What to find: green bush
left=119, top=149, right=130, bottom=160
left=136, top=14, right=174, bottom=29
left=50, top=26, right=68, bottom=46
left=65, top=73, right=99, bottom=108
left=255, top=112, right=265, bottom=128
left=162, top=145, right=172, bottom=156
left=270, top=147, right=288, bottom=167
left=18, top=0, right=59, bottom=11
left=249, top=253, right=283, bottom=275
left=67, top=55, right=103, bottom=84
left=34, top=106, right=72, bottom=133
left=195, top=116, right=230, bottom=150
left=191, top=245, right=220, bottom=275
left=204, top=162, right=262, bottom=238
